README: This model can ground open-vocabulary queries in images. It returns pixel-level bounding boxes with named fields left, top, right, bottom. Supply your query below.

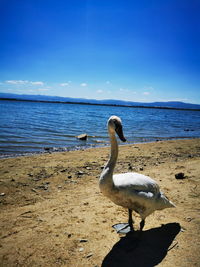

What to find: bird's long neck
left=106, top=130, right=118, bottom=172
left=100, top=129, right=118, bottom=186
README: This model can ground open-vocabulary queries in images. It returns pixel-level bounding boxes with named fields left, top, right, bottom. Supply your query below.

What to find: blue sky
left=0, top=0, right=200, bottom=103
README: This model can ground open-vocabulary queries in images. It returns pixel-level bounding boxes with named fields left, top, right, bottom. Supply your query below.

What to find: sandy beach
left=0, top=138, right=200, bottom=267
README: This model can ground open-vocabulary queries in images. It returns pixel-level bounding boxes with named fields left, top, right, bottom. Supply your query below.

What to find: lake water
left=0, top=100, right=200, bottom=157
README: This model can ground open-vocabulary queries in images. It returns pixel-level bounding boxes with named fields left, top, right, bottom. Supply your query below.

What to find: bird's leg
left=112, top=209, right=134, bottom=233
left=128, top=209, right=134, bottom=231
left=140, top=219, right=145, bottom=231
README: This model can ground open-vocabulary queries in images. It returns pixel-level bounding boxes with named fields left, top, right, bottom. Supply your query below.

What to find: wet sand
left=0, top=138, right=200, bottom=266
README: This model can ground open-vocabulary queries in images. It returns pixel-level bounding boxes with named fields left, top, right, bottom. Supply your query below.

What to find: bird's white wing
left=113, top=172, right=160, bottom=195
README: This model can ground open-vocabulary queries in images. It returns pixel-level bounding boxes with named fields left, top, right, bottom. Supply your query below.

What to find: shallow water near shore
left=1, top=100, right=200, bottom=156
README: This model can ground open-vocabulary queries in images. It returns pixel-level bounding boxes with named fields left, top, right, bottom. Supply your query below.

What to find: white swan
left=99, top=115, right=175, bottom=232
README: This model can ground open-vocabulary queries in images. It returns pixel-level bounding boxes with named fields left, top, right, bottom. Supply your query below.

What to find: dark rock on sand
left=175, top=172, right=186, bottom=179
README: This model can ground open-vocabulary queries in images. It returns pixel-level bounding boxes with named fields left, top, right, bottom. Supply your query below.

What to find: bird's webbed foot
left=112, top=209, right=135, bottom=234
left=112, top=223, right=134, bottom=234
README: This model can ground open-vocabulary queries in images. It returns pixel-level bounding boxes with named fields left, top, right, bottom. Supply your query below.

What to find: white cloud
left=30, top=81, right=44, bottom=85
left=60, top=83, right=69, bottom=87
left=37, top=88, right=49, bottom=91
left=80, top=83, right=87, bottom=87
left=119, top=88, right=137, bottom=94
left=5, top=80, right=44, bottom=86
left=119, top=88, right=130, bottom=92
left=143, top=92, right=150, bottom=95
left=97, top=89, right=103, bottom=93
left=6, top=80, right=29, bottom=85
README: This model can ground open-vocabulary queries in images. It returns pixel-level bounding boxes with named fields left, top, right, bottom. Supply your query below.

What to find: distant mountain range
left=0, top=92, right=200, bottom=110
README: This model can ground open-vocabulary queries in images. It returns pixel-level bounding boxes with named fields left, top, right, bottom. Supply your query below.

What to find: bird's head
left=107, top=115, right=126, bottom=142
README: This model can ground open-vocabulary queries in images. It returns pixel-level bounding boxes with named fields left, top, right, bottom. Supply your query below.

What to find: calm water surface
left=0, top=100, right=200, bottom=157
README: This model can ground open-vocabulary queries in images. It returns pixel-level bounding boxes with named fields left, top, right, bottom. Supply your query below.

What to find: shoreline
left=1, top=136, right=199, bottom=160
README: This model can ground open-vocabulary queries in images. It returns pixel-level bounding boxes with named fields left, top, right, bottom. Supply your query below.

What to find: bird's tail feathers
left=168, top=200, right=176, bottom=208
left=157, top=192, right=176, bottom=209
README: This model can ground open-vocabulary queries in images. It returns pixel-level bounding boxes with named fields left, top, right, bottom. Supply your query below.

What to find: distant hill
left=0, top=92, right=200, bottom=110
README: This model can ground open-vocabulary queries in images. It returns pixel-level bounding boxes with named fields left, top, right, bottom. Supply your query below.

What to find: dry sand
left=0, top=138, right=200, bottom=267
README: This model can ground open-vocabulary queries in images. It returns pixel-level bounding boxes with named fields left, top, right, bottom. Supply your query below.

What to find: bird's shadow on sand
left=102, top=223, right=181, bottom=267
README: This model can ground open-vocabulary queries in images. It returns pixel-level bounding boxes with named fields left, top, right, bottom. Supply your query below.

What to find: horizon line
left=0, top=95, right=200, bottom=112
